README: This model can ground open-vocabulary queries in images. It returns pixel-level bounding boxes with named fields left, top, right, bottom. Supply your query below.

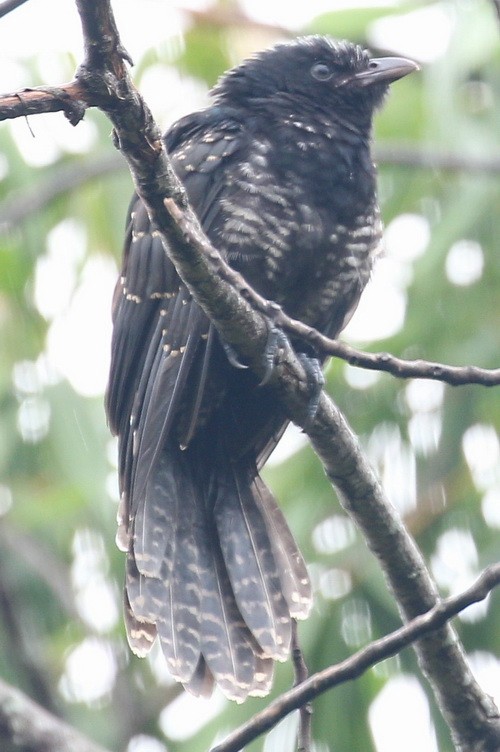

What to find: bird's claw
left=222, top=341, right=249, bottom=369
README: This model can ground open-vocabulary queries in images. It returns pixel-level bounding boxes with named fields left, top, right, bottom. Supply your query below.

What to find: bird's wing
left=106, top=108, right=243, bottom=548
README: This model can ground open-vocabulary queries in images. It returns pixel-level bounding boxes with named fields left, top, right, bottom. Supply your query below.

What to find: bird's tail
left=123, top=441, right=312, bottom=702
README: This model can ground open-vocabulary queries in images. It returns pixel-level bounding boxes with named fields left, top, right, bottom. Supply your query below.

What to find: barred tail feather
left=214, top=464, right=291, bottom=661
left=253, top=475, right=312, bottom=619
left=123, top=444, right=310, bottom=702
left=196, top=511, right=272, bottom=702
left=128, top=452, right=202, bottom=684
left=124, top=565, right=157, bottom=657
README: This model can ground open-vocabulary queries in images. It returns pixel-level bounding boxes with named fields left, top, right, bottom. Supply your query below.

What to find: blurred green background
left=0, top=1, right=499, bottom=751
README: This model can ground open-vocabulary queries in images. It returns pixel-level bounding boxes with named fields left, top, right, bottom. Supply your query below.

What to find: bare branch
left=490, top=0, right=500, bottom=25
left=0, top=81, right=90, bottom=124
left=0, top=677, right=111, bottom=752
left=291, top=621, right=312, bottom=752
left=167, top=200, right=500, bottom=387
left=212, top=564, right=500, bottom=752
left=324, top=345, right=500, bottom=386
left=63, top=3, right=500, bottom=749
left=0, top=0, right=30, bottom=19
left=1, top=2, right=499, bottom=750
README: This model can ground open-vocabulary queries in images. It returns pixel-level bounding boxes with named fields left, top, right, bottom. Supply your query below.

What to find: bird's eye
left=310, top=63, right=332, bottom=81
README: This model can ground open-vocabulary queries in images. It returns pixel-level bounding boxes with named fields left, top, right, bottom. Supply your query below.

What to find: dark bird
left=106, top=36, right=417, bottom=702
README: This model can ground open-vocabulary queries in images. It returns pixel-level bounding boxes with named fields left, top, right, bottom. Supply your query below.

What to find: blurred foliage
left=0, top=1, right=499, bottom=752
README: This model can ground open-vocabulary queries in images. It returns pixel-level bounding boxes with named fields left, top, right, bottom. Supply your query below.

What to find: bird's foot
left=223, top=320, right=324, bottom=423
left=297, top=352, right=324, bottom=426
left=258, top=324, right=324, bottom=424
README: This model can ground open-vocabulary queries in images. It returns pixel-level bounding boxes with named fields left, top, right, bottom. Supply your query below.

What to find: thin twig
left=211, top=564, right=500, bottom=752
left=167, top=200, right=500, bottom=387
left=291, top=621, right=312, bottom=752
left=490, top=0, right=500, bottom=24
left=0, top=81, right=88, bottom=124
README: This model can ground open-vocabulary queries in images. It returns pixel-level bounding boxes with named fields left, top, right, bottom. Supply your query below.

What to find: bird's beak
left=352, top=56, right=420, bottom=87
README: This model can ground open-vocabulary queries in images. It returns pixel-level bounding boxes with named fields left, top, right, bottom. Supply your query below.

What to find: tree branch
left=299, top=388, right=500, bottom=752
left=0, top=82, right=90, bottom=124
left=0, top=677, right=111, bottom=752
left=291, top=621, right=313, bottom=752
left=211, top=564, right=500, bottom=752
left=1, top=2, right=499, bottom=751
left=167, top=200, right=500, bottom=387
left=490, top=0, right=500, bottom=25
left=0, top=0, right=30, bottom=19
left=0, top=150, right=497, bottom=389
left=67, top=4, right=500, bottom=749
left=325, top=345, right=500, bottom=386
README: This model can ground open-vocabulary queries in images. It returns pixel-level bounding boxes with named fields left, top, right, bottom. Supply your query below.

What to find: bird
left=105, top=35, right=417, bottom=702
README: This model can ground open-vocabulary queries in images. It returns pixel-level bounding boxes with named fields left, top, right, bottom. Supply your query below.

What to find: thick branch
left=212, top=564, right=500, bottom=752
left=0, top=678, right=111, bottom=752
left=303, top=391, right=500, bottom=752
left=1, top=2, right=499, bottom=750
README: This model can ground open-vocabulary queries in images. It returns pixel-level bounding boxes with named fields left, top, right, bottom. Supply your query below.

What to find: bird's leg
left=291, top=619, right=313, bottom=752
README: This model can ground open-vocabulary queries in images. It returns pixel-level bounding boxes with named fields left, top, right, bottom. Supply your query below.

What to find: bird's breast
left=214, top=135, right=381, bottom=331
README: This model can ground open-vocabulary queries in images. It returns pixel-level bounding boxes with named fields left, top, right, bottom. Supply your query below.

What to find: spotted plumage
left=106, top=36, right=417, bottom=701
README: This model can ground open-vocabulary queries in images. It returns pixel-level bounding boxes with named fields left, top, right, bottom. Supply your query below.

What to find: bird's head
left=212, top=36, right=418, bottom=127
